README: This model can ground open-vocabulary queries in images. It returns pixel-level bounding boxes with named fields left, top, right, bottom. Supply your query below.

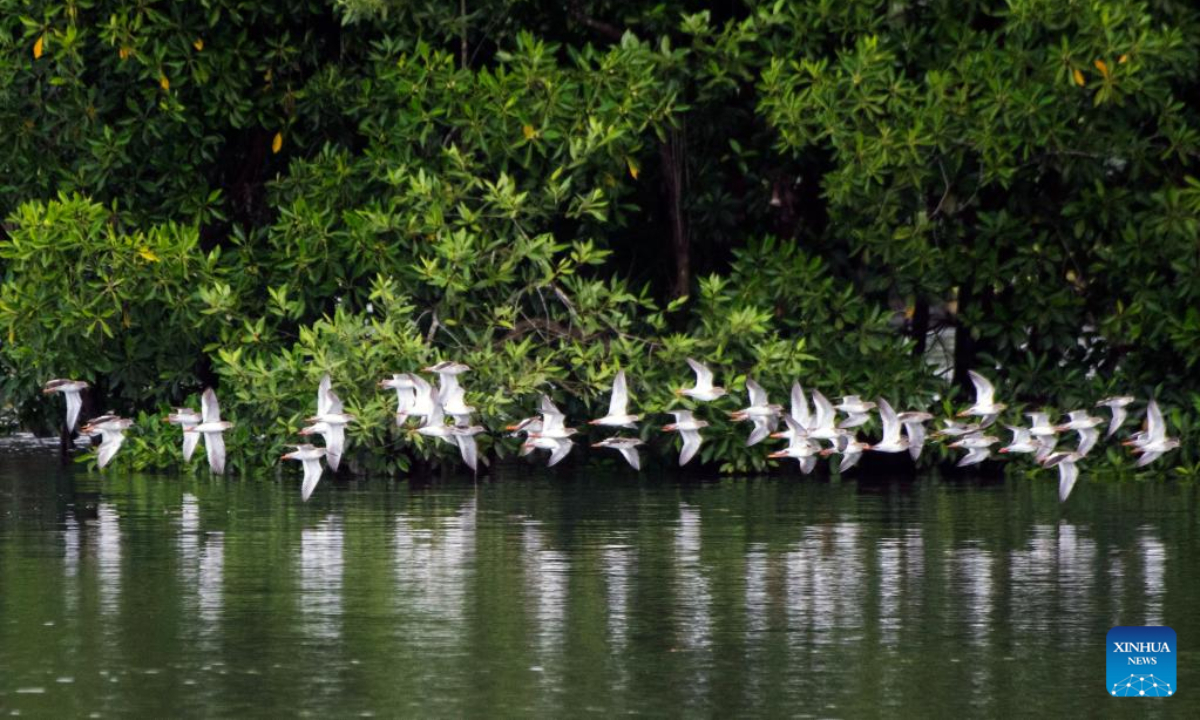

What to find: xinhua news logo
left=1107, top=626, right=1176, bottom=697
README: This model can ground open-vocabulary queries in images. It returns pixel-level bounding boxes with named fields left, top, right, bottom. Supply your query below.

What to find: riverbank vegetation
left=2, top=0, right=1199, bottom=474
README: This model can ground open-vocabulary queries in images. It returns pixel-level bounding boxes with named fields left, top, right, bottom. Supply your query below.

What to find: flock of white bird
left=41, top=360, right=1180, bottom=502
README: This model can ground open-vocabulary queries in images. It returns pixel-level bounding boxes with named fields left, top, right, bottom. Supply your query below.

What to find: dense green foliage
left=2, top=0, right=1199, bottom=475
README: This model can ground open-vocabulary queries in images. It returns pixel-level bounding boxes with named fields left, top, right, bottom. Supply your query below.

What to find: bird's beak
left=282, top=452, right=294, bottom=460
left=955, top=410, right=970, bottom=418
left=587, top=419, right=601, bottom=425
left=998, top=448, right=1009, bottom=454
left=662, top=424, right=676, bottom=432
left=767, top=450, right=786, bottom=459
left=769, top=432, right=786, bottom=439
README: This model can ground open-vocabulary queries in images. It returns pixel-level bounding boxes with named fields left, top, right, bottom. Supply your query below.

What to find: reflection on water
left=1141, top=528, right=1166, bottom=627
left=179, top=494, right=224, bottom=640
left=0, top=467, right=1197, bottom=718
left=299, top=516, right=344, bottom=641
left=95, top=503, right=122, bottom=619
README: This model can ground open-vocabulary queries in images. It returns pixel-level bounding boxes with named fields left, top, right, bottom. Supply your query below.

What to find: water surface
left=1, top=456, right=1197, bottom=717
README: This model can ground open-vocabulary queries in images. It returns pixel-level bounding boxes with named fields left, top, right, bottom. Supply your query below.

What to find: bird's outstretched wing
left=65, top=391, right=82, bottom=433
left=1145, top=400, right=1165, bottom=443
left=968, top=370, right=996, bottom=406
left=790, top=382, right=811, bottom=430
left=878, top=399, right=900, bottom=445
left=204, top=431, right=226, bottom=475
left=686, top=358, right=713, bottom=389
left=619, top=445, right=641, bottom=471
left=202, top=388, right=221, bottom=423
left=746, top=379, right=768, bottom=408
left=1058, top=461, right=1079, bottom=502
left=455, top=434, right=478, bottom=472
left=547, top=439, right=573, bottom=467
left=746, top=416, right=772, bottom=447
left=679, top=429, right=703, bottom=466
left=301, top=459, right=323, bottom=502
left=182, top=431, right=200, bottom=462
left=608, top=370, right=629, bottom=418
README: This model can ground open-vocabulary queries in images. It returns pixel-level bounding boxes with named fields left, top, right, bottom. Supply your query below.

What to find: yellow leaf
left=138, top=247, right=160, bottom=263
left=522, top=124, right=536, bottom=140
left=193, top=38, right=204, bottom=52
left=626, top=157, right=639, bottom=180
left=33, top=35, right=43, bottom=60
left=1072, top=68, right=1085, bottom=87
left=1119, top=53, right=1128, bottom=64
left=272, top=132, right=283, bottom=154
left=1094, top=59, right=1109, bottom=77
left=7, top=325, right=13, bottom=344
left=119, top=46, right=130, bottom=61
left=160, top=75, right=170, bottom=91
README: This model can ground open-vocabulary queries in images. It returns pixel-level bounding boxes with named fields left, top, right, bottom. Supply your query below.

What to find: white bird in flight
left=769, top=415, right=821, bottom=474
left=835, top=396, right=876, bottom=429
left=998, top=426, right=1039, bottom=455
left=677, top=359, right=727, bottom=402
left=43, top=379, right=88, bottom=433
left=1124, top=400, right=1180, bottom=467
left=896, top=411, right=933, bottom=460
left=592, top=437, right=645, bottom=470
left=190, top=388, right=234, bottom=474
left=379, top=374, right=418, bottom=425
left=165, top=407, right=202, bottom=461
left=1026, top=412, right=1060, bottom=462
left=1096, top=396, right=1135, bottom=438
left=424, top=360, right=470, bottom=402
left=729, top=379, right=781, bottom=446
left=663, top=410, right=708, bottom=466
left=1042, top=451, right=1083, bottom=501
left=807, top=390, right=847, bottom=443
left=870, top=399, right=908, bottom=454
left=282, top=444, right=326, bottom=501
left=788, top=382, right=812, bottom=433
left=81, top=414, right=132, bottom=469
left=934, top=418, right=982, bottom=438
left=589, top=370, right=640, bottom=428
left=303, top=374, right=354, bottom=471
left=522, top=395, right=577, bottom=466
left=821, top=433, right=869, bottom=472
left=1057, top=410, right=1104, bottom=457
left=959, top=370, right=1006, bottom=426
left=949, top=434, right=999, bottom=467
left=441, top=384, right=476, bottom=427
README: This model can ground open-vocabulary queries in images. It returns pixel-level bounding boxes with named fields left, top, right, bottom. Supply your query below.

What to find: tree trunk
left=911, top=297, right=930, bottom=356
left=953, top=283, right=975, bottom=389
left=660, top=129, right=689, bottom=300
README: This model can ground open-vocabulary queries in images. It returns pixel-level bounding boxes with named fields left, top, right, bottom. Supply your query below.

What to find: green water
left=1, top=455, right=1198, bottom=718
